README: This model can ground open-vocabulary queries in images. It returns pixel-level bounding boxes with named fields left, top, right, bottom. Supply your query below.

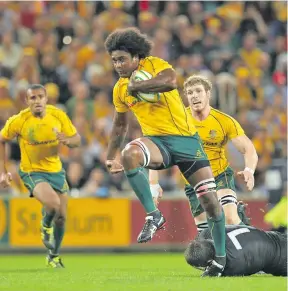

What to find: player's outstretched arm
left=63, top=133, right=81, bottom=148
left=106, top=111, right=128, bottom=174
left=128, top=69, right=177, bottom=95
left=231, top=135, right=258, bottom=191
left=0, top=133, right=12, bottom=188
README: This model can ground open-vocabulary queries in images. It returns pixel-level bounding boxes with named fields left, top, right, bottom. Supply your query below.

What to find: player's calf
left=41, top=220, right=55, bottom=250
left=122, top=139, right=167, bottom=243
left=41, top=200, right=60, bottom=250
left=34, top=183, right=61, bottom=250
left=122, top=144, right=157, bottom=214
left=50, top=215, right=66, bottom=256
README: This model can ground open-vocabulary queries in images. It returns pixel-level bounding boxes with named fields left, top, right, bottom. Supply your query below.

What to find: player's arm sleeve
left=58, top=111, right=77, bottom=137
left=113, top=83, right=129, bottom=113
left=0, top=115, right=21, bottom=141
left=226, top=116, right=245, bottom=140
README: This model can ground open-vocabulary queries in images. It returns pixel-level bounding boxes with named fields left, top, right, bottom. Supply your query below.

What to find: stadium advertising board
left=10, top=198, right=131, bottom=247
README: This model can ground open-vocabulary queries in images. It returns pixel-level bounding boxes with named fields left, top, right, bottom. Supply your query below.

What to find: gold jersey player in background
left=104, top=27, right=227, bottom=277
left=0, top=84, right=81, bottom=268
left=151, top=75, right=258, bottom=233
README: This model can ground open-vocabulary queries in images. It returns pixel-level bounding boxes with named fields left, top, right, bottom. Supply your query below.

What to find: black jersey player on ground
left=184, top=225, right=287, bottom=277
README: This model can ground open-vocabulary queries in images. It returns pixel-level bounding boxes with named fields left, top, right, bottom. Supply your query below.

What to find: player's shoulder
left=6, top=108, right=31, bottom=124
left=145, top=55, right=167, bottom=62
left=46, top=105, right=68, bottom=119
left=140, top=55, right=173, bottom=71
left=210, top=108, right=232, bottom=120
left=113, top=78, right=128, bottom=94
left=113, top=79, right=123, bottom=89
left=47, top=104, right=63, bottom=114
left=144, top=55, right=171, bottom=66
left=210, top=108, right=238, bottom=124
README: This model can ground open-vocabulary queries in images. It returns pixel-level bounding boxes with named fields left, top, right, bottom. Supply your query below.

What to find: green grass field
left=0, top=253, right=286, bottom=291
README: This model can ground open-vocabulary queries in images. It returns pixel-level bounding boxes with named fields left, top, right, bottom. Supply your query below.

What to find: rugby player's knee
left=199, top=193, right=222, bottom=218
left=225, top=215, right=240, bottom=225
left=46, top=195, right=61, bottom=213
left=121, top=144, right=143, bottom=167
left=193, top=178, right=223, bottom=218
left=223, top=206, right=241, bottom=225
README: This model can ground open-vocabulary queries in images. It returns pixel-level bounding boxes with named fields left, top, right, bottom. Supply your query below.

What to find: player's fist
left=105, top=160, right=124, bottom=174
left=237, top=169, right=254, bottom=191
left=150, top=184, right=163, bottom=207
left=0, top=172, right=12, bottom=188
left=53, top=128, right=70, bottom=146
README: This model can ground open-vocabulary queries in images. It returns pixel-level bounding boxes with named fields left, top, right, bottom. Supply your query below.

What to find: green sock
left=125, top=167, right=156, bottom=213
left=239, top=221, right=246, bottom=226
left=207, top=210, right=226, bottom=257
left=42, top=209, right=56, bottom=228
left=51, top=224, right=65, bottom=255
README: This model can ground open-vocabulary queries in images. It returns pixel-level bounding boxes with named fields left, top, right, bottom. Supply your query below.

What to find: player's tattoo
left=107, top=112, right=128, bottom=160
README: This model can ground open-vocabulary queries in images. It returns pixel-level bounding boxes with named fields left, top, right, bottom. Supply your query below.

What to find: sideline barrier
left=0, top=197, right=270, bottom=248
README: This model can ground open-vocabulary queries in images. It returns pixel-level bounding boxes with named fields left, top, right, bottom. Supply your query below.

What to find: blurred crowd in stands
left=0, top=1, right=286, bottom=199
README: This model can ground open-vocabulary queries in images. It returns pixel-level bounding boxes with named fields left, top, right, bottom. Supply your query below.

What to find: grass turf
left=0, top=253, right=286, bottom=291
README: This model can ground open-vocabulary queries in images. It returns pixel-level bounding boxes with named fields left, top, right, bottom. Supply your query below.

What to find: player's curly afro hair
left=104, top=27, right=152, bottom=59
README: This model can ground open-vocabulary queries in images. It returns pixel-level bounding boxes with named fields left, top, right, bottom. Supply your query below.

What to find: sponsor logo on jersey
left=28, top=139, right=57, bottom=146
left=27, top=127, right=57, bottom=145
left=28, top=128, right=36, bottom=144
left=203, top=141, right=221, bottom=147
left=209, top=130, right=217, bottom=139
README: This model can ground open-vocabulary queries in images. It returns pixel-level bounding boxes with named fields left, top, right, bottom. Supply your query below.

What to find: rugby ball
left=134, top=70, right=161, bottom=103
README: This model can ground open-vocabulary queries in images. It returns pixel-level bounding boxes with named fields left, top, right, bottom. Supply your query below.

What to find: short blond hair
left=183, top=75, right=213, bottom=92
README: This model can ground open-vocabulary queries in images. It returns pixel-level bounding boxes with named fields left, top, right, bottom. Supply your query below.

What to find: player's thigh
left=46, top=169, right=69, bottom=194
left=173, top=134, right=218, bottom=211
left=57, top=192, right=68, bottom=217
left=33, top=182, right=60, bottom=210
left=172, top=133, right=213, bottom=185
left=47, top=170, right=69, bottom=219
left=215, top=167, right=237, bottom=197
left=122, top=137, right=169, bottom=169
left=19, top=170, right=60, bottom=208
